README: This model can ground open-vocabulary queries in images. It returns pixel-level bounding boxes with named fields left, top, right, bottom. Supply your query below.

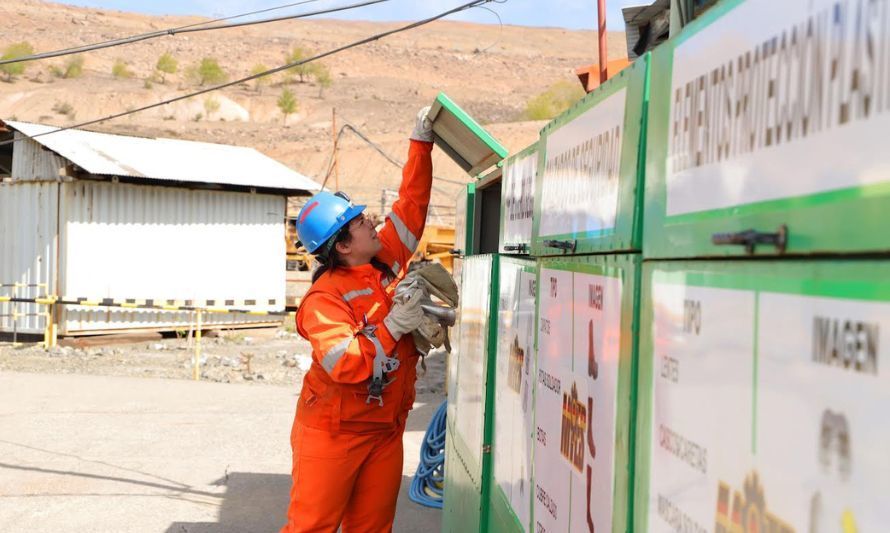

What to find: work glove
left=383, top=286, right=425, bottom=340
left=410, top=105, right=433, bottom=143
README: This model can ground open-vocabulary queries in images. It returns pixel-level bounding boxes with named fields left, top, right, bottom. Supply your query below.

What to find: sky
left=53, top=0, right=643, bottom=31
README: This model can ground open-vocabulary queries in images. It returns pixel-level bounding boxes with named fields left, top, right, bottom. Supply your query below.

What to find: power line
left=1, top=0, right=329, bottom=64
left=0, top=0, right=497, bottom=149
left=0, top=0, right=391, bottom=66
left=321, top=123, right=466, bottom=188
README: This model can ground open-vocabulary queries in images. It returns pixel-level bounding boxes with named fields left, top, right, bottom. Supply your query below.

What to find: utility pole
left=597, top=0, right=608, bottom=84
left=331, top=107, right=340, bottom=190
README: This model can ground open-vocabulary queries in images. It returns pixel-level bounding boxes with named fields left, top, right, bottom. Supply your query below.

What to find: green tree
left=277, top=88, right=298, bottom=125
left=0, top=42, right=35, bottom=81
left=111, top=59, right=134, bottom=79
left=286, top=46, right=313, bottom=83
left=250, top=63, right=269, bottom=92
left=155, top=52, right=178, bottom=83
left=313, top=63, right=332, bottom=98
left=63, top=56, right=84, bottom=78
left=203, top=96, right=220, bottom=119
left=524, top=80, right=585, bottom=120
left=191, top=57, right=227, bottom=86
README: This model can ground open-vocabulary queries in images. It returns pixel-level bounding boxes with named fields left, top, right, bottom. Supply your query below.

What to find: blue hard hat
left=295, top=191, right=366, bottom=254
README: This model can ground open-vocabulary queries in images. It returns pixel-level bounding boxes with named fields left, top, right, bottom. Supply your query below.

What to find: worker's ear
left=334, top=240, right=352, bottom=256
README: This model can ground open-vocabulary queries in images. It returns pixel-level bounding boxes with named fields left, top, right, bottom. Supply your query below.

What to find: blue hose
left=409, top=399, right=447, bottom=508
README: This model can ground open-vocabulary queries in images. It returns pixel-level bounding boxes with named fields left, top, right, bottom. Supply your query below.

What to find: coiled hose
left=409, top=400, right=447, bottom=508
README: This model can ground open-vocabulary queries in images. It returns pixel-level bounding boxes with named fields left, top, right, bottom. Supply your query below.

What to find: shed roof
left=3, top=120, right=321, bottom=195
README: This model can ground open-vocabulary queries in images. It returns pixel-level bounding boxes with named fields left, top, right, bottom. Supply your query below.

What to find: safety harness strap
left=359, top=324, right=400, bottom=406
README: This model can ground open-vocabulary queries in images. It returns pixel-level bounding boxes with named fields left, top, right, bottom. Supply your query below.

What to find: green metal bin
left=499, top=142, right=539, bottom=255
left=533, top=254, right=640, bottom=533
left=635, top=258, right=890, bottom=531
left=444, top=254, right=500, bottom=532
left=531, top=56, right=649, bottom=257
left=488, top=256, right=538, bottom=532
left=642, top=0, right=890, bottom=258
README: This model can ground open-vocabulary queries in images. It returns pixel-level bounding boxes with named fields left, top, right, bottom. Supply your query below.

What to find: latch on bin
left=543, top=239, right=578, bottom=254
left=711, top=225, right=788, bottom=255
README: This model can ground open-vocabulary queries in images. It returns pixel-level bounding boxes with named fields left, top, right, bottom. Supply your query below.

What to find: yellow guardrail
left=0, top=294, right=296, bottom=381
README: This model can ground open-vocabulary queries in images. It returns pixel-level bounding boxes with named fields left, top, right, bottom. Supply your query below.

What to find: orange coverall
left=281, top=140, right=433, bottom=533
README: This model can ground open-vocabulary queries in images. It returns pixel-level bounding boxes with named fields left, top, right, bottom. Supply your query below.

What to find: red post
left=597, top=0, right=608, bottom=84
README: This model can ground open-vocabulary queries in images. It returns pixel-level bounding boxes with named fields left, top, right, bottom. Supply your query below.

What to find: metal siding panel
left=58, top=181, right=285, bottom=333
left=11, top=134, right=67, bottom=181
left=0, top=182, right=58, bottom=334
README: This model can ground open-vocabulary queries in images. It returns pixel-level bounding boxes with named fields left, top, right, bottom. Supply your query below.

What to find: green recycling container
left=454, top=182, right=476, bottom=258
left=532, top=56, right=649, bottom=257
left=487, top=256, right=538, bottom=532
left=443, top=254, right=500, bottom=532
left=533, top=254, right=640, bottom=533
left=634, top=258, right=890, bottom=531
left=499, top=142, right=539, bottom=255
left=643, top=0, right=890, bottom=258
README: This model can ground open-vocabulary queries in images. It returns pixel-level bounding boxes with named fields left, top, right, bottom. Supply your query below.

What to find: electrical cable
left=320, top=123, right=466, bottom=189
left=0, top=0, right=391, bottom=66
left=409, top=399, right=447, bottom=508
left=0, top=0, right=327, bottom=62
left=0, top=0, right=497, bottom=148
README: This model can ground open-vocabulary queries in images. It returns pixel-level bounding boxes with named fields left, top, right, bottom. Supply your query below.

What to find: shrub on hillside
left=0, top=41, right=35, bottom=81
left=250, top=63, right=270, bottom=92
left=285, top=47, right=313, bottom=83
left=524, top=80, right=585, bottom=121
left=277, top=88, right=298, bottom=124
left=112, top=59, right=134, bottom=79
left=188, top=57, right=227, bottom=86
left=313, top=63, right=332, bottom=98
left=155, top=52, right=177, bottom=83
left=63, top=56, right=84, bottom=78
left=204, top=97, right=221, bottom=119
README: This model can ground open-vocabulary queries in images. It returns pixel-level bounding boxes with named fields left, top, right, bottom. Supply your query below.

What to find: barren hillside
left=0, top=0, right=627, bottom=222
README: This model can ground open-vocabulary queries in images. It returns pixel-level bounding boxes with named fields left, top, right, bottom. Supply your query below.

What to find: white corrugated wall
left=11, top=134, right=67, bottom=181
left=58, top=180, right=286, bottom=334
left=0, top=181, right=59, bottom=335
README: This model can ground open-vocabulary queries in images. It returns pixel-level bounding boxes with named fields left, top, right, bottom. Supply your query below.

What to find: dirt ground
left=0, top=326, right=449, bottom=532
left=0, top=324, right=448, bottom=396
left=0, top=371, right=446, bottom=533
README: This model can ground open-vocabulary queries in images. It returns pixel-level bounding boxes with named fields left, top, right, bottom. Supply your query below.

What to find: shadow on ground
left=165, top=471, right=440, bottom=532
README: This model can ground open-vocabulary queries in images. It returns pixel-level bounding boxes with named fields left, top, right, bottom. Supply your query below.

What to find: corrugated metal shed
left=2, top=120, right=321, bottom=194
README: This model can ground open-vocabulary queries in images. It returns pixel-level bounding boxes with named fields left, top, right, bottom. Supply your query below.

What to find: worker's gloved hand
left=410, top=106, right=433, bottom=142
left=414, top=315, right=446, bottom=349
left=383, top=287, right=425, bottom=340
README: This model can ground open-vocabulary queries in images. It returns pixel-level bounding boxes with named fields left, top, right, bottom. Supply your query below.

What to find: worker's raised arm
left=377, top=107, right=434, bottom=278
left=296, top=292, right=398, bottom=384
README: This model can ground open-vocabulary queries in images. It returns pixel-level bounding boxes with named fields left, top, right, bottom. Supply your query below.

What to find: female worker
left=281, top=107, right=434, bottom=533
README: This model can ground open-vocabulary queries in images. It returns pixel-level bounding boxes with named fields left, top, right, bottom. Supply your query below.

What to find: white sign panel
left=568, top=272, right=622, bottom=533
left=502, top=150, right=537, bottom=250
left=534, top=268, right=573, bottom=533
left=513, top=269, right=536, bottom=528
left=454, top=257, right=491, bottom=468
left=647, top=282, right=756, bottom=532
left=494, top=262, right=536, bottom=531
left=755, top=293, right=890, bottom=530
left=539, top=89, right=626, bottom=237
left=666, top=0, right=890, bottom=216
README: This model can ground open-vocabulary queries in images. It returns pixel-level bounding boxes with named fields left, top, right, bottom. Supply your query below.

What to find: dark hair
left=311, top=227, right=353, bottom=283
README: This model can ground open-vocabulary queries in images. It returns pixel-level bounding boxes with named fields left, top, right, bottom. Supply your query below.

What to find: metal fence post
left=193, top=309, right=203, bottom=381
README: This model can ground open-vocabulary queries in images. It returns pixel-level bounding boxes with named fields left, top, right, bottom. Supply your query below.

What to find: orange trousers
left=280, top=421, right=406, bottom=533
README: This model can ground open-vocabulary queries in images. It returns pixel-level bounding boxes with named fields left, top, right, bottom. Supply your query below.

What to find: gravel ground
left=0, top=326, right=448, bottom=395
